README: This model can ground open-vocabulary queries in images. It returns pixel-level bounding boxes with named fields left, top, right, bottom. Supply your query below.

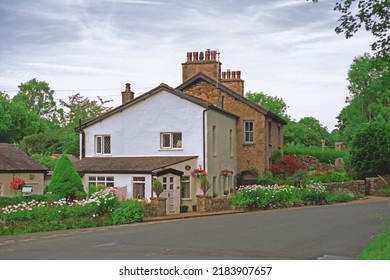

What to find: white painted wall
left=83, top=90, right=205, bottom=167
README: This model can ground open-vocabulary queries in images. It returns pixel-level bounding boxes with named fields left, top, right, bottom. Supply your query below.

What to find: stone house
left=177, top=49, right=287, bottom=180
left=0, top=143, right=48, bottom=197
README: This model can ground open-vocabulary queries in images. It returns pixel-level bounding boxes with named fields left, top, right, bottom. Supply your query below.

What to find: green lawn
left=357, top=231, right=390, bottom=260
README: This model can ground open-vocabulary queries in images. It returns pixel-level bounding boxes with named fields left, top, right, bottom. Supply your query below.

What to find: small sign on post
left=21, top=186, right=33, bottom=196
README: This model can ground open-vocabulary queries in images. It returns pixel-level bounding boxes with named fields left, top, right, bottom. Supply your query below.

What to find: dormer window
left=160, top=132, right=182, bottom=149
left=95, top=135, right=111, bottom=154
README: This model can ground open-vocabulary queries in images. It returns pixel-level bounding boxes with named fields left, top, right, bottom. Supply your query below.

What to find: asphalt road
left=0, top=198, right=389, bottom=260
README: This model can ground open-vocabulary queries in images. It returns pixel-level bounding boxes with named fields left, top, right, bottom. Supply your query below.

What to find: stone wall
left=322, top=174, right=390, bottom=196
left=196, top=195, right=231, bottom=212
left=322, top=180, right=366, bottom=195
left=144, top=197, right=166, bottom=217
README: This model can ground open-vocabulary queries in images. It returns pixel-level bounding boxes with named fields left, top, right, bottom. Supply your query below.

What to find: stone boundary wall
left=144, top=197, right=167, bottom=217
left=196, top=195, right=232, bottom=212
left=322, top=180, right=366, bottom=195
left=322, top=174, right=389, bottom=196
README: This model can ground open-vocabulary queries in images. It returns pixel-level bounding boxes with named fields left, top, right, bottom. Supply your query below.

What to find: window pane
left=106, top=176, right=114, bottom=182
left=133, top=183, right=145, bottom=199
left=172, top=133, right=182, bottom=148
left=88, top=176, right=96, bottom=181
left=162, top=134, right=171, bottom=148
left=181, top=176, right=191, bottom=199
left=96, top=136, right=102, bottom=154
left=104, top=136, right=111, bottom=154
left=97, top=176, right=105, bottom=181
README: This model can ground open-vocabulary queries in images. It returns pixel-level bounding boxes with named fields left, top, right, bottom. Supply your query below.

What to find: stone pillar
left=196, top=195, right=213, bottom=212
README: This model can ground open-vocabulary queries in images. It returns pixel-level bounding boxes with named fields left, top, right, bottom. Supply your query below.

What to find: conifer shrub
left=47, top=155, right=86, bottom=200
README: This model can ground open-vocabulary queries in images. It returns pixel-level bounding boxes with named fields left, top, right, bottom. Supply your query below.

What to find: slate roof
left=176, top=73, right=288, bottom=125
left=0, top=144, right=48, bottom=172
left=74, top=156, right=198, bottom=174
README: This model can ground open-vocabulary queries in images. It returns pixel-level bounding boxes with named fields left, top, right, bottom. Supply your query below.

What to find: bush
left=306, top=170, right=352, bottom=184
left=350, top=119, right=390, bottom=179
left=269, top=155, right=305, bottom=177
left=111, top=200, right=144, bottom=225
left=284, top=143, right=349, bottom=164
left=47, top=155, right=86, bottom=200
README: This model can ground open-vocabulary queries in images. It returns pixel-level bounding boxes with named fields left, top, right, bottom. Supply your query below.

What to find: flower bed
left=232, top=184, right=362, bottom=210
left=0, top=187, right=144, bottom=236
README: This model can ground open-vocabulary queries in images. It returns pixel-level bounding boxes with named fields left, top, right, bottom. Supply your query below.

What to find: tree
left=349, top=118, right=390, bottom=178
left=59, top=93, right=112, bottom=127
left=47, top=155, right=86, bottom=200
left=311, top=0, right=390, bottom=56
left=13, top=78, right=62, bottom=123
left=0, top=94, right=50, bottom=143
left=284, top=117, right=331, bottom=146
left=246, top=91, right=290, bottom=120
left=337, top=54, right=390, bottom=142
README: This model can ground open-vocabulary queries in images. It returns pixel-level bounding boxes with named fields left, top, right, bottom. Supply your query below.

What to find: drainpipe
left=78, top=118, right=85, bottom=159
left=202, top=108, right=208, bottom=171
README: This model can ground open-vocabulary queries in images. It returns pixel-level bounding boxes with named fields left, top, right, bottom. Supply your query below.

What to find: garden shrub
left=350, top=119, right=390, bottom=179
left=284, top=143, right=350, bottom=164
left=111, top=200, right=144, bottom=225
left=269, top=155, right=305, bottom=177
left=47, top=155, right=86, bottom=200
left=306, top=170, right=352, bottom=184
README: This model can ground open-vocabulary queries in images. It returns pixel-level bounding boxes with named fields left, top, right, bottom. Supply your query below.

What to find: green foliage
left=13, top=78, right=61, bottom=124
left=269, top=155, right=305, bottom=177
left=337, top=55, right=390, bottom=142
left=199, top=175, right=211, bottom=195
left=88, top=184, right=97, bottom=197
left=0, top=188, right=119, bottom=235
left=245, top=91, right=289, bottom=120
left=350, top=119, right=390, bottom=179
left=232, top=185, right=362, bottom=210
left=284, top=117, right=331, bottom=147
left=30, top=154, right=57, bottom=171
left=152, top=179, right=164, bottom=198
left=110, top=200, right=144, bottom=225
left=47, top=155, right=86, bottom=200
left=0, top=94, right=51, bottom=143
left=307, top=170, right=352, bottom=184
left=284, top=143, right=349, bottom=163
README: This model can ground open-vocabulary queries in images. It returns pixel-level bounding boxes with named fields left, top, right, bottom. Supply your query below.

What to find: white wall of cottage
left=83, top=90, right=205, bottom=168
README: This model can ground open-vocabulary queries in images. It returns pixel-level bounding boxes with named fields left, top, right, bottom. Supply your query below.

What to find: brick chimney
left=221, top=70, right=244, bottom=95
left=121, top=83, right=135, bottom=104
left=182, top=49, right=221, bottom=82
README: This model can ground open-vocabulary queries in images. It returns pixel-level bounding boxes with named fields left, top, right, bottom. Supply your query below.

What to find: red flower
left=191, top=168, right=207, bottom=178
left=10, top=177, right=25, bottom=190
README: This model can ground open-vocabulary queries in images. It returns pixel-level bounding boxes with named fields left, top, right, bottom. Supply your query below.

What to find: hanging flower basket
left=191, top=168, right=207, bottom=178
left=10, top=177, right=25, bottom=190
left=220, top=169, right=233, bottom=177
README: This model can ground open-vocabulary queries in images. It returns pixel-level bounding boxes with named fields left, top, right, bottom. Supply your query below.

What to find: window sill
left=159, top=149, right=184, bottom=151
left=181, top=198, right=192, bottom=201
left=243, top=142, right=255, bottom=146
left=93, top=154, right=112, bottom=157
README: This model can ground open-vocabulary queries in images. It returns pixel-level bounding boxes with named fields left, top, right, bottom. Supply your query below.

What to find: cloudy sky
left=0, top=0, right=373, bottom=130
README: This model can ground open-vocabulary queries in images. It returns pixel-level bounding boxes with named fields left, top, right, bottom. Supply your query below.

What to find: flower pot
left=180, top=205, right=188, bottom=213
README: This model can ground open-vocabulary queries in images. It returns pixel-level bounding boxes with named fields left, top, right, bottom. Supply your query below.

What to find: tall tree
left=13, top=78, right=62, bottom=124
left=0, top=94, right=50, bottom=143
left=337, top=54, right=390, bottom=142
left=311, top=0, right=390, bottom=56
left=246, top=91, right=290, bottom=120
left=59, top=93, right=112, bottom=127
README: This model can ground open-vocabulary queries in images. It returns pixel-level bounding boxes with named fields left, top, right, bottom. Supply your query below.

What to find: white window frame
left=88, top=175, right=115, bottom=187
left=95, top=135, right=111, bottom=155
left=181, top=176, right=191, bottom=199
left=132, top=176, right=146, bottom=199
left=160, top=132, right=182, bottom=150
left=244, top=120, right=254, bottom=144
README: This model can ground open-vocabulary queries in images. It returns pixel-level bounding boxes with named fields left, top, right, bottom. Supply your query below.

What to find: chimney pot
left=205, top=49, right=210, bottom=61
left=199, top=52, right=204, bottom=60
left=236, top=70, right=241, bottom=79
left=226, top=69, right=231, bottom=79
left=125, top=83, right=131, bottom=91
left=187, top=52, right=192, bottom=62
left=222, top=71, right=226, bottom=79
left=193, top=51, right=199, bottom=61
left=211, top=50, right=217, bottom=61
left=232, top=71, right=236, bottom=79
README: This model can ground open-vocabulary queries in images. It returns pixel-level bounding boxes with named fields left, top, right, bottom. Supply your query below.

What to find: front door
left=161, top=175, right=180, bottom=214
